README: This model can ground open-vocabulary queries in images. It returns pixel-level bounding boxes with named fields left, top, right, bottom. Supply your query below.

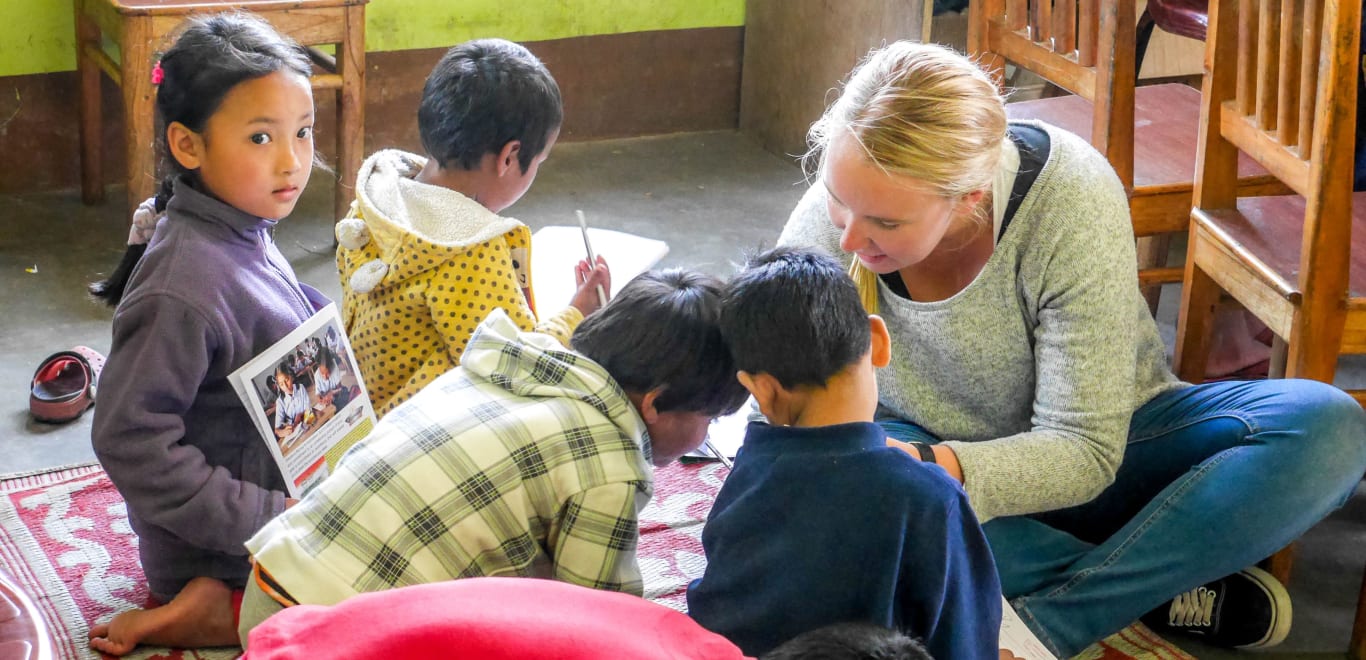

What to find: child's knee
left=237, top=577, right=285, bottom=650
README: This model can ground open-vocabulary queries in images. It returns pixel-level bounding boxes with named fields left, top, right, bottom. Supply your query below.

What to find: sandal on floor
left=29, top=346, right=105, bottom=423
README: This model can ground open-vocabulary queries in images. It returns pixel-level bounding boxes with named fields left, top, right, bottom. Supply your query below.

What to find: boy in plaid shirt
left=238, top=269, right=748, bottom=644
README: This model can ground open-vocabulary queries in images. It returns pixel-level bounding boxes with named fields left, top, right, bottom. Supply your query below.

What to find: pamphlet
left=530, top=225, right=670, bottom=313
left=229, top=304, right=377, bottom=498
left=686, top=402, right=754, bottom=462
left=999, top=596, right=1058, bottom=660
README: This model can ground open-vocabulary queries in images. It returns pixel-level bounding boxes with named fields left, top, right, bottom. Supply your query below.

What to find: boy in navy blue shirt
left=687, top=247, right=1002, bottom=660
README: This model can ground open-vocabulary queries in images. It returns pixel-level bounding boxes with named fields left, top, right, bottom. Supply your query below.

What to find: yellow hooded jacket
left=335, top=150, right=581, bottom=415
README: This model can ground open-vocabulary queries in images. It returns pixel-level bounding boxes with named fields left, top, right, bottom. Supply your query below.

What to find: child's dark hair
left=761, top=623, right=932, bottom=660
left=418, top=38, right=562, bottom=174
left=89, top=12, right=312, bottom=306
left=572, top=269, right=749, bottom=416
left=721, top=247, right=871, bottom=389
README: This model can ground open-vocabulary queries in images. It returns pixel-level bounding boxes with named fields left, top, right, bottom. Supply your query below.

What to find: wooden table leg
left=75, top=0, right=105, bottom=206
left=119, top=16, right=157, bottom=222
left=334, top=4, right=366, bottom=222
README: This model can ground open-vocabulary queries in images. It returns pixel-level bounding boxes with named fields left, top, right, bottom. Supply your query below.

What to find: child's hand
left=569, top=256, right=612, bottom=316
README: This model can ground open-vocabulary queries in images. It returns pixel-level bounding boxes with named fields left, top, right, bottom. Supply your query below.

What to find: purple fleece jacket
left=92, top=178, right=329, bottom=600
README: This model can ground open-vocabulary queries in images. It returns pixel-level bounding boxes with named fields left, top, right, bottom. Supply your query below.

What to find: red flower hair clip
left=151, top=61, right=164, bottom=85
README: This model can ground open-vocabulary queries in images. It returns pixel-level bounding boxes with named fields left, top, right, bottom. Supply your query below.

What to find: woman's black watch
left=910, top=442, right=937, bottom=464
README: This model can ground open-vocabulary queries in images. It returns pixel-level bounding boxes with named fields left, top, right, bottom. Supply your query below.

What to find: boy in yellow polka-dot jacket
left=334, top=39, right=610, bottom=416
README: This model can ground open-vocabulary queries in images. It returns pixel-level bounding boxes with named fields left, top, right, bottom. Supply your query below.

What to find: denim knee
left=1313, top=379, right=1365, bottom=444
left=1268, top=379, right=1366, bottom=500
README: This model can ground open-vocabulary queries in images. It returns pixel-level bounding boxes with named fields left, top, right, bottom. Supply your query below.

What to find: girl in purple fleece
left=86, top=13, right=326, bottom=656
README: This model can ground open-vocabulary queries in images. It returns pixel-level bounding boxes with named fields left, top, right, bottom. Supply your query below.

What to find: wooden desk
left=73, top=0, right=368, bottom=221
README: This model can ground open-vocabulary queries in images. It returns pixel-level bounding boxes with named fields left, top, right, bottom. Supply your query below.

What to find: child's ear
left=629, top=387, right=664, bottom=424
left=495, top=140, right=523, bottom=177
left=737, top=371, right=781, bottom=419
left=166, top=121, right=204, bottom=171
left=868, top=314, right=891, bottom=368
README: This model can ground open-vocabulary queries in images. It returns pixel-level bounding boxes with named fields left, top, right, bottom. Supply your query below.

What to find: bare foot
left=89, top=577, right=239, bottom=656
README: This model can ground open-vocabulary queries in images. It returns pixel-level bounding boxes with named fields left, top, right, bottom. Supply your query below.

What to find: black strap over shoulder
left=998, top=122, right=1051, bottom=240
left=880, top=123, right=1052, bottom=301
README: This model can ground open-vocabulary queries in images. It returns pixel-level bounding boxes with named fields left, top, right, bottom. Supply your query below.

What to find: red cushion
left=243, top=578, right=748, bottom=660
left=1148, top=0, right=1209, bottom=42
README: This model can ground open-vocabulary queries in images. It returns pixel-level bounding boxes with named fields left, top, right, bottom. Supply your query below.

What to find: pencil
left=703, top=436, right=733, bottom=469
left=575, top=210, right=609, bottom=307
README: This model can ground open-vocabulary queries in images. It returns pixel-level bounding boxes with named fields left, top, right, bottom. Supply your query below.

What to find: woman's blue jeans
left=879, top=379, right=1366, bottom=657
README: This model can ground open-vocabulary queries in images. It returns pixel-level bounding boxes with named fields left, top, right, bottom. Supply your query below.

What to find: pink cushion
left=0, top=567, right=54, bottom=660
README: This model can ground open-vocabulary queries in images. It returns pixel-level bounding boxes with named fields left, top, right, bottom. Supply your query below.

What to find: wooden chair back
left=967, top=0, right=1138, bottom=190
left=1193, top=0, right=1360, bottom=369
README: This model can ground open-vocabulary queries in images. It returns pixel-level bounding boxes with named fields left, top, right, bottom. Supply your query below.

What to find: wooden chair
left=1170, top=0, right=1364, bottom=642
left=967, top=0, right=1286, bottom=313
left=73, top=0, right=369, bottom=222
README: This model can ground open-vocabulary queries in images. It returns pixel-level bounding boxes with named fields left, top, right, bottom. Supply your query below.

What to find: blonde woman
left=778, top=41, right=1366, bottom=657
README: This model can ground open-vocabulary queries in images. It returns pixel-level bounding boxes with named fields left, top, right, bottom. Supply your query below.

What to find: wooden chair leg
left=75, top=3, right=104, bottom=206
left=119, top=18, right=157, bottom=221
left=1261, top=544, right=1295, bottom=585
left=1267, top=335, right=1288, bottom=379
left=334, top=5, right=366, bottom=222
left=1351, top=566, right=1366, bottom=660
left=1135, top=8, right=1157, bottom=79
left=1174, top=258, right=1220, bottom=382
left=1284, top=315, right=1348, bottom=385
left=1136, top=234, right=1171, bottom=316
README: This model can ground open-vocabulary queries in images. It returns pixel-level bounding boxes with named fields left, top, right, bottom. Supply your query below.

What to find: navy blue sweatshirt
left=687, top=421, right=1002, bottom=659
left=91, top=179, right=328, bottom=600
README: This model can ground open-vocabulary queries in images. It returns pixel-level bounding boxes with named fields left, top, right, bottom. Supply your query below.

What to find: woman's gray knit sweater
left=778, top=122, right=1184, bottom=522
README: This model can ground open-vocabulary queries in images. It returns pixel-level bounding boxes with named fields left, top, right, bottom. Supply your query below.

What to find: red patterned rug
left=0, top=461, right=1189, bottom=660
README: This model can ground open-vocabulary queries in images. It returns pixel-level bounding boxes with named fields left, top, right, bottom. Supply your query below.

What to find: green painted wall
left=0, top=0, right=744, bottom=78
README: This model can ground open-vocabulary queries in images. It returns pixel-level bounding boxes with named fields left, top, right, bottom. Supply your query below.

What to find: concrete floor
left=2, top=130, right=1365, bottom=658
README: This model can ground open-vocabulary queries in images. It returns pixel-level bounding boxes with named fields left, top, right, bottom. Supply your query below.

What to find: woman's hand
left=569, top=256, right=612, bottom=316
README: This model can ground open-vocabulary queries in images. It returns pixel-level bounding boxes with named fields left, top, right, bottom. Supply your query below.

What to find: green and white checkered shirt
left=246, top=310, right=655, bottom=606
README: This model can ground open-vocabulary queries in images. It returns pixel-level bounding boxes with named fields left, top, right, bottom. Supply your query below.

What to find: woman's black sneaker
left=1140, top=566, right=1292, bottom=648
